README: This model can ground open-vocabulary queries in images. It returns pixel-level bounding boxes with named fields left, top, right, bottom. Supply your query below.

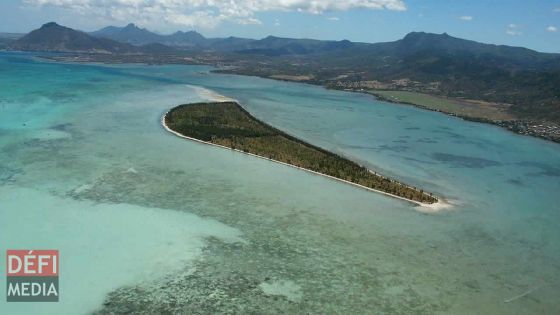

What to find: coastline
left=29, top=53, right=559, bottom=143
left=212, top=69, right=560, bottom=144
left=161, top=109, right=450, bottom=212
left=364, top=91, right=560, bottom=144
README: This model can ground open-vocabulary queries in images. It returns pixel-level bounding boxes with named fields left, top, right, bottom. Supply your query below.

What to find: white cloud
left=327, top=17, right=340, bottom=21
left=548, top=26, right=557, bottom=32
left=506, top=23, right=522, bottom=36
left=506, top=30, right=522, bottom=36
left=459, top=16, right=472, bottom=21
left=24, top=0, right=406, bottom=29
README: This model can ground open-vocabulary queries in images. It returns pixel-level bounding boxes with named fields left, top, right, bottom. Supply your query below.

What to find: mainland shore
left=39, top=54, right=560, bottom=143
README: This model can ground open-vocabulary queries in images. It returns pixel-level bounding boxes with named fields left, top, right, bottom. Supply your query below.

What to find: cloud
left=24, top=0, right=407, bottom=29
left=459, top=16, right=472, bottom=21
left=548, top=26, right=557, bottom=32
left=506, top=30, right=522, bottom=36
left=554, top=7, right=560, bottom=12
left=327, top=17, right=340, bottom=21
left=506, top=23, right=522, bottom=36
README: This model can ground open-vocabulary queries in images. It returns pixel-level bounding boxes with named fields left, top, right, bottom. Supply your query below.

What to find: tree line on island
left=165, top=102, right=438, bottom=204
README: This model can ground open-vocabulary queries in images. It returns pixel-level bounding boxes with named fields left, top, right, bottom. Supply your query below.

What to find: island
left=163, top=101, right=438, bottom=205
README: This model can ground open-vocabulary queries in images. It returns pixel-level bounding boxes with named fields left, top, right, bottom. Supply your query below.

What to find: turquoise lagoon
left=1, top=53, right=559, bottom=314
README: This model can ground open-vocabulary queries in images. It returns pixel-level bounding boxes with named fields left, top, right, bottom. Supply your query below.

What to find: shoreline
left=213, top=70, right=560, bottom=144
left=29, top=53, right=558, bottom=143
left=161, top=110, right=450, bottom=212
left=364, top=91, right=560, bottom=144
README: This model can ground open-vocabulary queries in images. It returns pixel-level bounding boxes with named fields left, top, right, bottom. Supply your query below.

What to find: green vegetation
left=217, top=32, right=560, bottom=126
left=371, top=90, right=515, bottom=121
left=165, top=102, right=437, bottom=204
left=15, top=22, right=560, bottom=125
left=32, top=23, right=560, bottom=141
left=373, top=90, right=458, bottom=107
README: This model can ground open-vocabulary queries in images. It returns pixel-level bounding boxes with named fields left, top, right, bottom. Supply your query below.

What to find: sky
left=0, top=0, right=559, bottom=52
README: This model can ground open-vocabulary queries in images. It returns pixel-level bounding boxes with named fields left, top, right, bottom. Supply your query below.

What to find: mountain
left=293, top=32, right=560, bottom=122
left=297, top=32, right=560, bottom=71
left=91, top=23, right=163, bottom=46
left=361, top=32, right=560, bottom=90
left=89, top=24, right=356, bottom=54
left=206, top=32, right=559, bottom=123
left=205, top=36, right=255, bottom=51
left=139, top=43, right=180, bottom=55
left=233, top=36, right=356, bottom=56
left=91, top=23, right=207, bottom=47
left=9, top=23, right=560, bottom=124
left=166, top=31, right=207, bottom=47
left=11, top=22, right=137, bottom=53
left=0, top=33, right=23, bottom=49
left=0, top=33, right=23, bottom=40
left=367, top=32, right=559, bottom=71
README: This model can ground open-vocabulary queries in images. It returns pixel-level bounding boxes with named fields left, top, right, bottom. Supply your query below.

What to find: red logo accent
left=6, top=250, right=59, bottom=277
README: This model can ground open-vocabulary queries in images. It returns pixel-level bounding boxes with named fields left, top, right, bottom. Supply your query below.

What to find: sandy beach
left=161, top=110, right=449, bottom=212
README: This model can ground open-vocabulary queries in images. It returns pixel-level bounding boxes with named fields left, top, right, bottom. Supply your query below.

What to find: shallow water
left=1, top=53, right=559, bottom=314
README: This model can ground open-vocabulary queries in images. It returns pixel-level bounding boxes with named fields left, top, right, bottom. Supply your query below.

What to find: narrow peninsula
left=163, top=102, right=438, bottom=205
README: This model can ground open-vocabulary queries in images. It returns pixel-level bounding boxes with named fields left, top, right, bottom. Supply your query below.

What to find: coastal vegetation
left=165, top=102, right=438, bottom=204
left=370, top=90, right=515, bottom=121
left=18, top=22, right=559, bottom=142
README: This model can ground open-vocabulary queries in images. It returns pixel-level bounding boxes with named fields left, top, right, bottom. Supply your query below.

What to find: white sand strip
left=161, top=111, right=449, bottom=211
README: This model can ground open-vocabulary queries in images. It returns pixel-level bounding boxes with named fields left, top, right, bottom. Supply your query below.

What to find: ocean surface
left=1, top=52, right=559, bottom=314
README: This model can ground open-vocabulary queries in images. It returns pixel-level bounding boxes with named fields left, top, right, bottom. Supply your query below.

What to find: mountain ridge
left=91, top=23, right=207, bottom=47
left=11, top=22, right=137, bottom=53
left=88, top=23, right=559, bottom=55
left=6, top=22, right=560, bottom=133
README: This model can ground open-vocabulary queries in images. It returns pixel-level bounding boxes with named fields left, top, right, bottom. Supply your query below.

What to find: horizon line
left=4, top=21, right=558, bottom=54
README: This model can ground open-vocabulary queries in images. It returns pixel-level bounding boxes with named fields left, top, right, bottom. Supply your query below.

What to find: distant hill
left=165, top=31, right=207, bottom=47
left=89, top=24, right=356, bottom=54
left=358, top=32, right=560, bottom=71
left=0, top=33, right=23, bottom=40
left=216, top=32, right=560, bottom=123
left=91, top=23, right=207, bottom=48
left=11, top=22, right=137, bottom=53
left=335, top=32, right=560, bottom=120
left=0, top=33, right=23, bottom=49
left=90, top=24, right=559, bottom=70
left=9, top=22, right=560, bottom=124
left=233, top=36, right=356, bottom=56
left=91, top=23, right=165, bottom=46
left=368, top=34, right=557, bottom=121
